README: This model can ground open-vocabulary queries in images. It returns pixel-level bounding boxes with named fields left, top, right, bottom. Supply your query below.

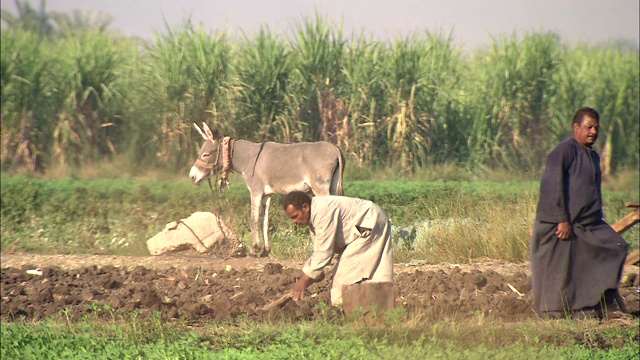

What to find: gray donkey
left=190, top=122, right=345, bottom=257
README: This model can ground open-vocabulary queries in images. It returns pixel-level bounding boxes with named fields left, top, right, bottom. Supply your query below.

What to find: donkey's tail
left=333, top=147, right=345, bottom=196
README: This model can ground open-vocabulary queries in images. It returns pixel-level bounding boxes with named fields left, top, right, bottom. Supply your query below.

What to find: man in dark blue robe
left=530, top=107, right=629, bottom=320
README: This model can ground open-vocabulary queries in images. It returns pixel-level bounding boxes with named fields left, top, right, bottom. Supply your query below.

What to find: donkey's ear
left=202, top=122, right=215, bottom=140
left=194, top=123, right=208, bottom=141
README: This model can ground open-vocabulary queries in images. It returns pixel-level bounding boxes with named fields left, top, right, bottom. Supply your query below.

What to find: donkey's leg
left=249, top=195, right=263, bottom=257
left=260, top=195, right=272, bottom=257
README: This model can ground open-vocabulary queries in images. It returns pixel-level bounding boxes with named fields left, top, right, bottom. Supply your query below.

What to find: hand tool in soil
left=262, top=293, right=293, bottom=311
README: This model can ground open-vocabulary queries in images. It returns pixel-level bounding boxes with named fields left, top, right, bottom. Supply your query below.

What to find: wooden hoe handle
left=262, top=293, right=293, bottom=311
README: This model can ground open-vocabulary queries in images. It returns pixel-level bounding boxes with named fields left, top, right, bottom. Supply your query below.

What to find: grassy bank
left=1, top=170, right=637, bottom=263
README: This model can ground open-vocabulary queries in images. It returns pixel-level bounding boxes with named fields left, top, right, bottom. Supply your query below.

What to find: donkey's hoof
left=248, top=251, right=259, bottom=258
left=249, top=245, right=262, bottom=258
left=260, top=250, right=270, bottom=258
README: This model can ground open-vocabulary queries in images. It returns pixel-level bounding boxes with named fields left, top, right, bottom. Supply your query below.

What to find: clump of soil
left=1, top=253, right=637, bottom=324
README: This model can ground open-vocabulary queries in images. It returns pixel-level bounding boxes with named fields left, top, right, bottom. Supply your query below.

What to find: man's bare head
left=282, top=191, right=312, bottom=227
left=572, top=107, right=600, bottom=148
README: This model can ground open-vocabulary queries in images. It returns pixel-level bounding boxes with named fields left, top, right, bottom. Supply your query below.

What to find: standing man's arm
left=538, top=142, right=574, bottom=240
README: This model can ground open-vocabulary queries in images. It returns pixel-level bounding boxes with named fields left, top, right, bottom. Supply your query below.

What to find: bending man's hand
left=291, top=272, right=322, bottom=301
left=555, top=221, right=572, bottom=240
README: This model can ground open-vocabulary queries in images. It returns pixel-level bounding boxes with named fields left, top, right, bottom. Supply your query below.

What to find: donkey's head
left=189, top=122, right=221, bottom=185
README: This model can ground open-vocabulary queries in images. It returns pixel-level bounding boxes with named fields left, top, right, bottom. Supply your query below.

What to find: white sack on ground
left=147, top=212, right=238, bottom=255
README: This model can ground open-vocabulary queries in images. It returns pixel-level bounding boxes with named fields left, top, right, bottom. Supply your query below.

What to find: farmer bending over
left=282, top=191, right=394, bottom=305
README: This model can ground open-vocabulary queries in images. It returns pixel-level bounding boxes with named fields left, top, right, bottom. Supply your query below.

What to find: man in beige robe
left=282, top=191, right=394, bottom=304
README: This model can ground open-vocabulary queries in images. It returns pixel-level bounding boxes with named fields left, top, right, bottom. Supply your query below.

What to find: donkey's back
left=249, top=141, right=344, bottom=196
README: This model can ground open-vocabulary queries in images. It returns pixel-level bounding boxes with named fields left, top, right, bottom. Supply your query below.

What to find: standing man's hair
left=282, top=191, right=311, bottom=210
left=573, top=107, right=600, bottom=125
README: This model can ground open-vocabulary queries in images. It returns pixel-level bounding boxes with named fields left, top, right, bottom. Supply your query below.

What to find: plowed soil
left=1, top=252, right=638, bottom=325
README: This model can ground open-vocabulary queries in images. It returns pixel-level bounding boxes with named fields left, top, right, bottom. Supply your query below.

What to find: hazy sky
left=2, top=0, right=638, bottom=49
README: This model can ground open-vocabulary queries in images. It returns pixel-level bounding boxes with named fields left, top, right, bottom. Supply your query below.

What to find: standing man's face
left=573, top=115, right=599, bottom=148
left=285, top=203, right=311, bottom=227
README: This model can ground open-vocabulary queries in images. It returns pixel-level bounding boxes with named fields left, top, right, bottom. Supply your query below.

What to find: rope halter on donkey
left=220, top=137, right=235, bottom=189
left=193, top=136, right=235, bottom=191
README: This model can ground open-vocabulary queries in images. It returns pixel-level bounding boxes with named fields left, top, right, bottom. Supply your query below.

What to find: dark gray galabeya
left=190, top=122, right=345, bottom=257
